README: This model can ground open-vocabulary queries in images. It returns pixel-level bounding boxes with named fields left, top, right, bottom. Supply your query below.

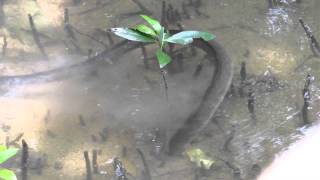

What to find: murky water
left=1, top=0, right=320, bottom=179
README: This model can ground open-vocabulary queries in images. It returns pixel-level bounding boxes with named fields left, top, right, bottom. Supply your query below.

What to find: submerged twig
left=21, top=140, right=29, bottom=180
left=222, top=129, right=235, bottom=152
left=176, top=53, right=184, bottom=72
left=28, top=14, right=48, bottom=59
left=301, top=74, right=312, bottom=125
left=92, top=149, right=98, bottom=174
left=299, top=18, right=320, bottom=57
left=137, top=148, right=151, bottom=180
left=240, top=62, right=246, bottom=83
left=193, top=63, right=203, bottom=78
left=118, top=11, right=145, bottom=19
left=71, top=26, right=108, bottom=48
left=79, top=115, right=86, bottom=127
left=248, top=88, right=256, bottom=122
left=220, top=159, right=242, bottom=179
left=74, top=1, right=114, bottom=15
left=2, top=35, right=6, bottom=57
left=130, top=0, right=152, bottom=15
left=7, top=133, right=24, bottom=147
left=182, top=2, right=191, bottom=19
left=95, top=28, right=114, bottom=46
left=64, top=8, right=77, bottom=42
left=161, top=1, right=168, bottom=28
left=239, top=61, right=246, bottom=97
left=84, top=151, right=92, bottom=180
left=294, top=54, right=314, bottom=71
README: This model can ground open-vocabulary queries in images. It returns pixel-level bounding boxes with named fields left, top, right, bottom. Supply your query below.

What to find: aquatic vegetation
left=111, top=14, right=215, bottom=68
left=0, top=145, right=18, bottom=180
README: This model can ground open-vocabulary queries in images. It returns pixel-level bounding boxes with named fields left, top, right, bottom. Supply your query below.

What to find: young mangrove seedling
left=110, top=14, right=215, bottom=98
left=0, top=145, right=19, bottom=180
left=111, top=14, right=215, bottom=69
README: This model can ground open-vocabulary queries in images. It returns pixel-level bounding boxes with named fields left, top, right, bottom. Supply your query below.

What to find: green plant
left=111, top=14, right=215, bottom=69
left=0, top=145, right=18, bottom=180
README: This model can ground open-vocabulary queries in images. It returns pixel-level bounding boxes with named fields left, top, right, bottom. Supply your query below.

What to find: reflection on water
left=0, top=0, right=320, bottom=179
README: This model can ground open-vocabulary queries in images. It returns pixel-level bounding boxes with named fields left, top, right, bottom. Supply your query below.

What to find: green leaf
left=156, top=49, right=171, bottom=68
left=0, top=169, right=17, bottom=180
left=165, top=31, right=215, bottom=45
left=140, top=15, right=162, bottom=34
left=0, top=146, right=6, bottom=152
left=110, top=28, right=155, bottom=42
left=0, top=148, right=18, bottom=164
left=135, top=24, right=157, bottom=37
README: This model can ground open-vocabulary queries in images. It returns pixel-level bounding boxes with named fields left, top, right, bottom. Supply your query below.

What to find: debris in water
left=113, top=157, right=128, bottom=180
left=185, top=148, right=215, bottom=170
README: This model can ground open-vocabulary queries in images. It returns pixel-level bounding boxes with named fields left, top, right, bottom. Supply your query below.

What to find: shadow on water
left=1, top=0, right=320, bottom=180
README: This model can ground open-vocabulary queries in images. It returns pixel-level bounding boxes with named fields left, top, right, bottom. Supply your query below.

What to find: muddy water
left=1, top=0, right=320, bottom=180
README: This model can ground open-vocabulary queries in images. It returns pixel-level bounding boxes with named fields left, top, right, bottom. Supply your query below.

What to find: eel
left=168, top=34, right=233, bottom=155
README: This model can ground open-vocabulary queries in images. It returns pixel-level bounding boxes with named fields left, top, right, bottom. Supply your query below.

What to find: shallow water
left=0, top=0, right=320, bottom=179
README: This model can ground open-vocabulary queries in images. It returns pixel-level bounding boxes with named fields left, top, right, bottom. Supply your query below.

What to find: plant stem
left=141, top=45, right=149, bottom=69
left=161, top=70, right=168, bottom=101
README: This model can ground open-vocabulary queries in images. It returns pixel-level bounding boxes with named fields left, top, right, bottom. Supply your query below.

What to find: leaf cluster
left=111, top=15, right=215, bottom=68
